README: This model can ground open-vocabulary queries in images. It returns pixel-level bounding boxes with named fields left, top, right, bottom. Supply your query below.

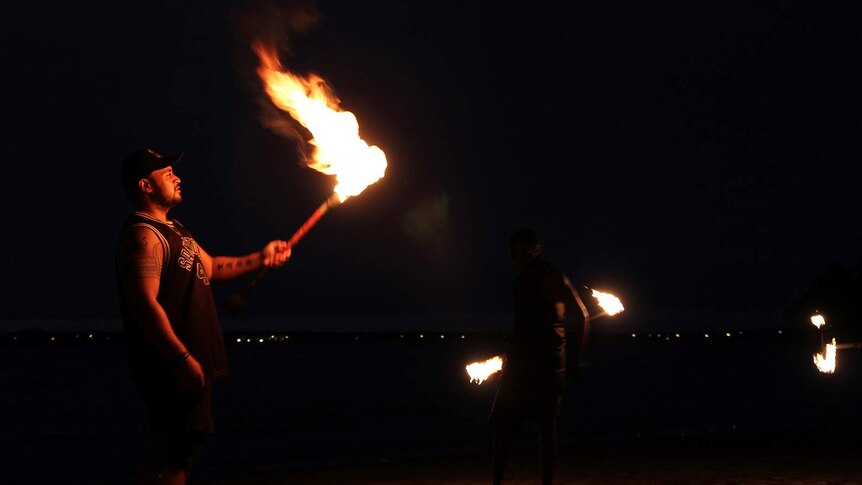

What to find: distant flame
left=592, top=289, right=624, bottom=316
left=254, top=42, right=387, bottom=202
left=466, top=355, right=503, bottom=384
left=810, top=314, right=826, bottom=329
left=813, top=338, right=837, bottom=374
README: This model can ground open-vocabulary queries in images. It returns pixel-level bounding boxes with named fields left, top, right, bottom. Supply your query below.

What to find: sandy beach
left=197, top=427, right=862, bottom=485
left=6, top=336, right=861, bottom=485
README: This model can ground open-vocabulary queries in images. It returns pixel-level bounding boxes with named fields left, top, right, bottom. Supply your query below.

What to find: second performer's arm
left=563, top=276, right=590, bottom=344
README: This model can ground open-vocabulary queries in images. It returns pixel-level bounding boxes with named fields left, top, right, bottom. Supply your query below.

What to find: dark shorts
left=488, top=367, right=565, bottom=432
left=134, top=374, right=215, bottom=470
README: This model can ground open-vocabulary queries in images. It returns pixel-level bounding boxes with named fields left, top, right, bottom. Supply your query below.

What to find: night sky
left=3, top=1, right=861, bottom=332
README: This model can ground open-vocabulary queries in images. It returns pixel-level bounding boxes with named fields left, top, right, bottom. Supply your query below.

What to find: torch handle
left=252, top=192, right=340, bottom=285
left=584, top=311, right=608, bottom=323
left=223, top=192, right=341, bottom=315
left=284, top=192, right=341, bottom=249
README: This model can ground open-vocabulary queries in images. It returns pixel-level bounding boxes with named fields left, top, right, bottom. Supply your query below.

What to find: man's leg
left=538, top=418, right=558, bottom=485
left=134, top=427, right=204, bottom=485
left=492, top=426, right=512, bottom=485
left=133, top=376, right=211, bottom=485
left=539, top=373, right=564, bottom=485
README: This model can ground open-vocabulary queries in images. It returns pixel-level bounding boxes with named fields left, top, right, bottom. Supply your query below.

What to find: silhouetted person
left=116, top=148, right=291, bottom=485
left=489, top=228, right=590, bottom=485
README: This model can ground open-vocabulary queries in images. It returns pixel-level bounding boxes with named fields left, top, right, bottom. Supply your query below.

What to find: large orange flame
left=254, top=42, right=387, bottom=202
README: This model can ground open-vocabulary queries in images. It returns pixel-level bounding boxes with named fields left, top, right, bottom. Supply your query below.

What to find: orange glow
left=814, top=338, right=837, bottom=374
left=466, top=355, right=503, bottom=384
left=591, top=289, right=625, bottom=316
left=254, top=42, right=387, bottom=202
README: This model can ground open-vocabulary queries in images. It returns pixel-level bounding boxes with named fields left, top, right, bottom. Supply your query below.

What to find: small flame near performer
left=466, top=356, right=504, bottom=384
left=814, top=338, right=837, bottom=374
left=809, top=312, right=837, bottom=374
left=592, top=289, right=625, bottom=316
left=810, top=313, right=826, bottom=329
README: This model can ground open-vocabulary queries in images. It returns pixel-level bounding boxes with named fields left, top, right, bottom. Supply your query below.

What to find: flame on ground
left=466, top=356, right=503, bottom=384
left=810, top=314, right=826, bottom=329
left=592, top=289, right=624, bottom=316
left=813, top=338, right=837, bottom=374
left=254, top=42, right=387, bottom=202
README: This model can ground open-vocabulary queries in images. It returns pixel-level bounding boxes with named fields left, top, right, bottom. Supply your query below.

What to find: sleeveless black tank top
left=117, top=212, right=228, bottom=379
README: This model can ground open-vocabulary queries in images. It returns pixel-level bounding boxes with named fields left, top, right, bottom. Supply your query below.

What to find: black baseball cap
left=120, top=148, right=182, bottom=184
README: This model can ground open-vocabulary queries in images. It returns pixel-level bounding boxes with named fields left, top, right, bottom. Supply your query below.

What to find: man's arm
left=563, top=276, right=591, bottom=351
left=118, top=226, right=205, bottom=392
left=198, top=240, right=291, bottom=284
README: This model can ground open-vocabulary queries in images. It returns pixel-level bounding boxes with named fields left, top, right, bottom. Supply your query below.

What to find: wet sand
left=197, top=427, right=862, bottom=484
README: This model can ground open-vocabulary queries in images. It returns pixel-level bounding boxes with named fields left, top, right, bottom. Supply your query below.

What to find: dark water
left=2, top=334, right=860, bottom=484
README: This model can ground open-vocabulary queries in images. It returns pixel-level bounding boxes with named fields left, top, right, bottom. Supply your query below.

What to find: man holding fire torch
left=116, top=148, right=291, bottom=485
left=489, top=227, right=591, bottom=485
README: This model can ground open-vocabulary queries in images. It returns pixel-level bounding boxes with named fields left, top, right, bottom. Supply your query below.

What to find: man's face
left=510, top=243, right=540, bottom=268
left=145, top=166, right=182, bottom=208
